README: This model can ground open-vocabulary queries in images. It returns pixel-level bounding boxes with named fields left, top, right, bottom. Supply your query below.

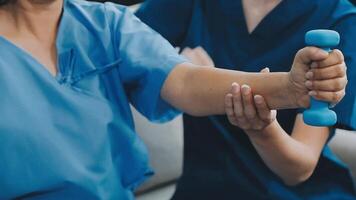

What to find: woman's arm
left=162, top=47, right=347, bottom=116
left=225, top=83, right=330, bottom=186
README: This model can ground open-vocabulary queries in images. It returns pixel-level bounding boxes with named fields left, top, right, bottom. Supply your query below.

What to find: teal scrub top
left=137, top=0, right=356, bottom=199
left=0, top=0, right=186, bottom=199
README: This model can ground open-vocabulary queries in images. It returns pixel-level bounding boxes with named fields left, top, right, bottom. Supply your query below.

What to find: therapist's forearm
left=162, top=63, right=297, bottom=116
left=247, top=121, right=320, bottom=186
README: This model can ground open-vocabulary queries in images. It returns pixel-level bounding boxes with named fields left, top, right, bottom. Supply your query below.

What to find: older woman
left=0, top=0, right=347, bottom=199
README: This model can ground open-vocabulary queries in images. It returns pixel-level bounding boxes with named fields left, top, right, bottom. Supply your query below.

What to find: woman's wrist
left=284, top=72, right=300, bottom=108
left=246, top=120, right=280, bottom=142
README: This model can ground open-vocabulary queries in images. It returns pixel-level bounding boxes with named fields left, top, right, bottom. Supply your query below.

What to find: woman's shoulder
left=64, top=0, right=130, bottom=25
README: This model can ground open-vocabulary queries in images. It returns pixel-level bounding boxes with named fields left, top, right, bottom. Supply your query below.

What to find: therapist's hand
left=288, top=47, right=347, bottom=108
left=181, top=46, right=215, bottom=67
left=225, top=83, right=276, bottom=135
left=225, top=68, right=276, bottom=135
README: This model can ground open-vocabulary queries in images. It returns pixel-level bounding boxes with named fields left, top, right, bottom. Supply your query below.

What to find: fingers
left=304, top=49, right=347, bottom=106
left=309, top=90, right=346, bottom=105
left=307, top=63, right=346, bottom=80
left=225, top=93, right=239, bottom=126
left=227, top=83, right=276, bottom=131
left=241, top=85, right=257, bottom=120
left=254, top=95, right=273, bottom=121
left=230, top=83, right=250, bottom=128
left=305, top=77, right=347, bottom=91
left=295, top=47, right=329, bottom=65
left=231, top=83, right=244, bottom=119
left=315, top=49, right=344, bottom=68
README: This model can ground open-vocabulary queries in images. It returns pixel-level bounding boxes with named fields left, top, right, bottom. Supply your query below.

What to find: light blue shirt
left=0, top=0, right=186, bottom=199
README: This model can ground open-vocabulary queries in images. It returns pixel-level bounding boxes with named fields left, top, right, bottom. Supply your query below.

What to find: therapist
left=137, top=0, right=356, bottom=199
left=0, top=0, right=348, bottom=199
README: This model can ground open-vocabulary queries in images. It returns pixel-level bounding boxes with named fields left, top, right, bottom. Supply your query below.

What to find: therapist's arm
left=161, top=47, right=347, bottom=116
left=224, top=79, right=336, bottom=186
left=250, top=115, right=330, bottom=186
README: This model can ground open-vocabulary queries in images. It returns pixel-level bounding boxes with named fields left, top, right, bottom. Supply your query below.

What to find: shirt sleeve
left=105, top=3, right=188, bottom=123
left=135, top=0, right=194, bottom=47
left=331, top=15, right=356, bottom=130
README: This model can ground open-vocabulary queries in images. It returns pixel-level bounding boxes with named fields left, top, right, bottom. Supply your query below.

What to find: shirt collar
left=215, top=0, right=319, bottom=38
left=248, top=0, right=318, bottom=38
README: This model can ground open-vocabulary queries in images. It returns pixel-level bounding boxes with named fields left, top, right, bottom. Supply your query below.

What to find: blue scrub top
left=137, top=0, right=356, bottom=199
left=0, top=0, right=186, bottom=199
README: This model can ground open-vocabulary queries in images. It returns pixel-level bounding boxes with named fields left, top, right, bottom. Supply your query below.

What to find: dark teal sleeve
left=135, top=0, right=194, bottom=46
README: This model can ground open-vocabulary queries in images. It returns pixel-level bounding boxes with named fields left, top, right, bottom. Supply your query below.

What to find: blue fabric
left=137, top=0, right=356, bottom=199
left=0, top=0, right=186, bottom=199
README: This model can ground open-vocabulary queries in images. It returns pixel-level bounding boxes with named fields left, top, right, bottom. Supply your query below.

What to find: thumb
left=295, top=47, right=328, bottom=65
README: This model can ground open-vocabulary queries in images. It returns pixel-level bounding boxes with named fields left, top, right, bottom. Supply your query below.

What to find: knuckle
left=307, top=46, right=318, bottom=54
left=297, top=48, right=304, bottom=56
left=341, top=91, right=346, bottom=98
left=336, top=64, right=346, bottom=77
left=311, top=69, right=320, bottom=79
left=332, top=92, right=341, bottom=102
left=333, top=80, right=343, bottom=90
left=333, top=49, right=345, bottom=63
left=313, top=81, right=320, bottom=90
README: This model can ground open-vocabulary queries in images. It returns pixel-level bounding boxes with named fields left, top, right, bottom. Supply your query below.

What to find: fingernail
left=241, top=84, right=250, bottom=95
left=306, top=71, right=314, bottom=79
left=232, top=82, right=240, bottom=93
left=309, top=91, right=317, bottom=96
left=305, top=81, right=313, bottom=88
left=262, top=67, right=270, bottom=72
left=311, top=62, right=318, bottom=68
left=232, top=82, right=240, bottom=88
left=254, top=95, right=263, bottom=104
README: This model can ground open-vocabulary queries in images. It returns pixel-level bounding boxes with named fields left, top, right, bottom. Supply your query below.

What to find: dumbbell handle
left=303, top=30, right=338, bottom=126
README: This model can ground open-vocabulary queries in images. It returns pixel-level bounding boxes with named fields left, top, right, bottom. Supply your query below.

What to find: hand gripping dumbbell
left=303, top=30, right=340, bottom=126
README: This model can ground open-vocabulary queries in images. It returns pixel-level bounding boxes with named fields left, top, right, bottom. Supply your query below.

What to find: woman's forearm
left=162, top=63, right=296, bottom=116
left=248, top=121, right=318, bottom=186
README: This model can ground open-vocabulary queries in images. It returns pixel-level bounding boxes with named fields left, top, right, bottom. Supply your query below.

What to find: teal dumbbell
left=303, top=30, right=340, bottom=126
